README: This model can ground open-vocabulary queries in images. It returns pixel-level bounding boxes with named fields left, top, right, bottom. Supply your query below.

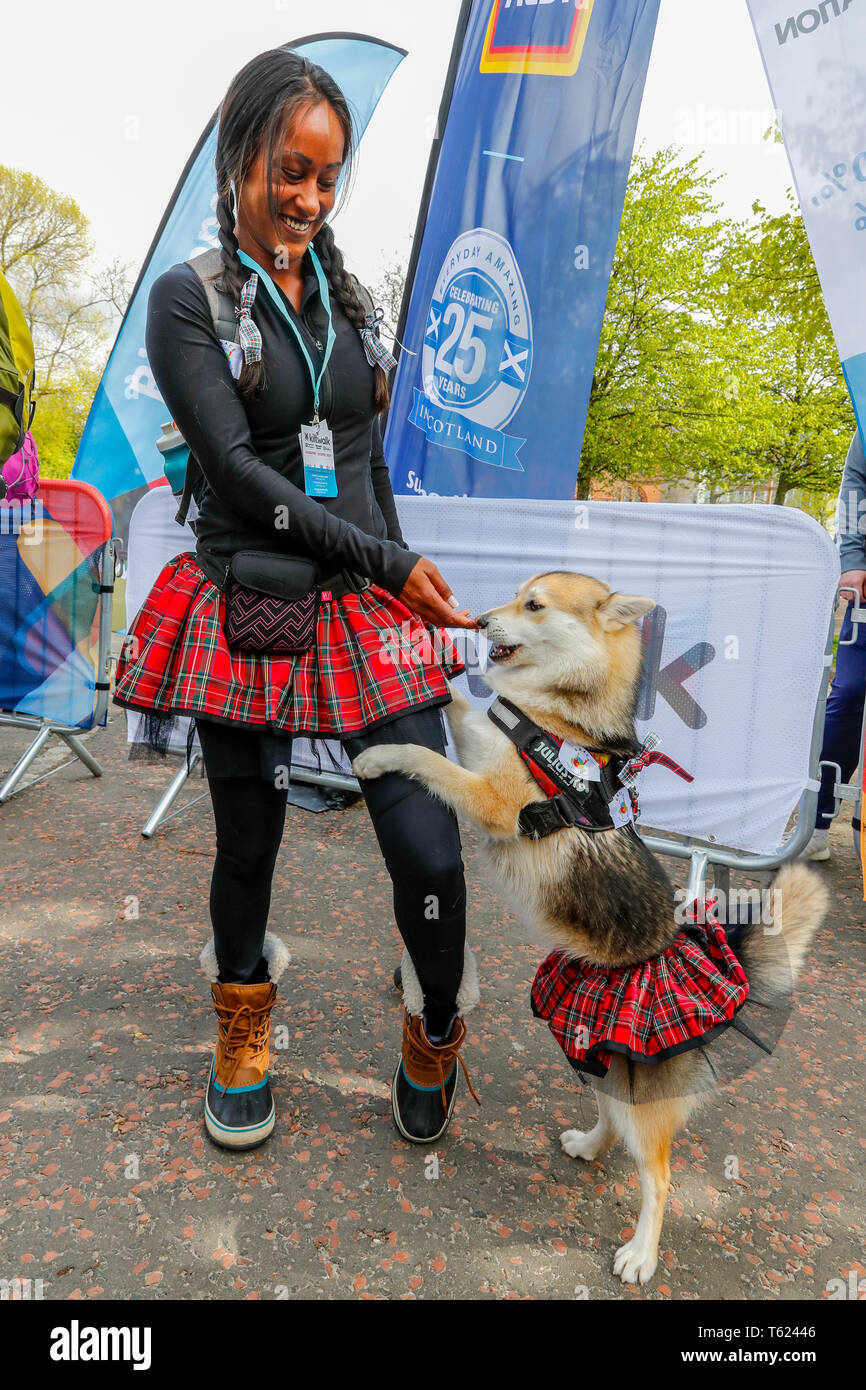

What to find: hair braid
left=314, top=222, right=390, bottom=413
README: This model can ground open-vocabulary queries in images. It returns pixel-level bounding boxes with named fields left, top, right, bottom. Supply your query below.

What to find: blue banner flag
left=385, top=0, right=660, bottom=501
left=72, top=34, right=406, bottom=554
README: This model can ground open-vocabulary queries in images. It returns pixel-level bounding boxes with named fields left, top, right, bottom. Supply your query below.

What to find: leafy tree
left=27, top=368, right=101, bottom=481
left=0, top=164, right=131, bottom=475
left=578, top=147, right=743, bottom=499
left=580, top=148, right=854, bottom=503
left=716, top=196, right=854, bottom=504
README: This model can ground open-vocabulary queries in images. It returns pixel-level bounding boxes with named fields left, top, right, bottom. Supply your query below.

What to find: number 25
left=435, top=305, right=493, bottom=386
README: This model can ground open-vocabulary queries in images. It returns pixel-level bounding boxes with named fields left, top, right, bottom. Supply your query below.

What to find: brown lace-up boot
left=205, top=980, right=277, bottom=1150
left=391, top=1009, right=480, bottom=1144
left=200, top=930, right=290, bottom=1150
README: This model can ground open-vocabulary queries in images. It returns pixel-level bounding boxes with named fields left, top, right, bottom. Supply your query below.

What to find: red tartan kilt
left=113, top=551, right=466, bottom=737
left=531, top=917, right=750, bottom=1076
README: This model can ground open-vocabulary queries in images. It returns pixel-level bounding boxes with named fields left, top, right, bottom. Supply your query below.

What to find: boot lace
left=405, top=1018, right=481, bottom=1111
left=214, top=999, right=271, bottom=1094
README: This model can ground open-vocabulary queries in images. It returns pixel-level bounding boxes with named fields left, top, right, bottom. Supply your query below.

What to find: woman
left=113, top=48, right=480, bottom=1152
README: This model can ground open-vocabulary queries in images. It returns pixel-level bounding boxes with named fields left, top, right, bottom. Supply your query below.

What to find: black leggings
left=197, top=706, right=466, bottom=1031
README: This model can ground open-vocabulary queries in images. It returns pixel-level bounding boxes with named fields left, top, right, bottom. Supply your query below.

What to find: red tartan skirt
left=113, top=551, right=466, bottom=738
left=531, top=916, right=750, bottom=1078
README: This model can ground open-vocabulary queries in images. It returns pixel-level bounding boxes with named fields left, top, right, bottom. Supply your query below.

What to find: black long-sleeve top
left=145, top=252, right=419, bottom=596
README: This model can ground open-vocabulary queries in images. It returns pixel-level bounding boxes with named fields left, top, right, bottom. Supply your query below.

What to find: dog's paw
left=351, top=747, right=403, bottom=781
left=560, top=1129, right=601, bottom=1161
left=612, top=1236, right=658, bottom=1286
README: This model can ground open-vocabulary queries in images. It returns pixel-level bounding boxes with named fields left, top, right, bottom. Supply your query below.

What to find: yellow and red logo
left=480, top=0, right=595, bottom=77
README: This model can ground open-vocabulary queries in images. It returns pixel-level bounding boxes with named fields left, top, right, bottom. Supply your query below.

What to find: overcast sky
left=3, top=0, right=794, bottom=291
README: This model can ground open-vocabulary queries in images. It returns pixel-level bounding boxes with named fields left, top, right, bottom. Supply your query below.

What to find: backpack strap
left=171, top=250, right=241, bottom=527
left=350, top=273, right=375, bottom=320
left=187, top=247, right=238, bottom=342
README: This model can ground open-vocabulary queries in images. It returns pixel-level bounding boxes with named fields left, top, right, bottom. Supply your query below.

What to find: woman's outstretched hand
left=399, top=557, right=479, bottom=629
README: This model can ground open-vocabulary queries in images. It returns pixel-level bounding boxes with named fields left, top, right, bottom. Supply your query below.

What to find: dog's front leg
left=352, top=744, right=515, bottom=836
left=442, top=681, right=474, bottom=745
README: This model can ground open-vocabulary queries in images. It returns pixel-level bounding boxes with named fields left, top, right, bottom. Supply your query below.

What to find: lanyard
left=236, top=245, right=336, bottom=422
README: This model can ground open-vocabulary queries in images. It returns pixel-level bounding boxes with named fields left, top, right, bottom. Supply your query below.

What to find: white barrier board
left=125, top=489, right=838, bottom=855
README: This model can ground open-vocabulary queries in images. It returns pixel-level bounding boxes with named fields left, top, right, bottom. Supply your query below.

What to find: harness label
left=608, top=790, right=634, bottom=828
left=556, top=739, right=601, bottom=782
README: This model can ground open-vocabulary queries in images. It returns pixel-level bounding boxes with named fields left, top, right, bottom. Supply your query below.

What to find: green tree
left=717, top=196, right=854, bottom=504
left=579, top=147, right=745, bottom=500
left=580, top=149, right=854, bottom=504
left=0, top=164, right=131, bottom=476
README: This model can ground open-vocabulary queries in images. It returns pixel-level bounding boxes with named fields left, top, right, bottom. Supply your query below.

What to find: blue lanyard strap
left=236, top=244, right=336, bottom=420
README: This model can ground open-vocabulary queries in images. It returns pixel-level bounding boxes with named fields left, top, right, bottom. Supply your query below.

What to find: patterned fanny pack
left=222, top=550, right=322, bottom=654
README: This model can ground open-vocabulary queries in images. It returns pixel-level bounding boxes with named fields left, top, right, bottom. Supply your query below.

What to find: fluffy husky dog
left=352, top=572, right=828, bottom=1286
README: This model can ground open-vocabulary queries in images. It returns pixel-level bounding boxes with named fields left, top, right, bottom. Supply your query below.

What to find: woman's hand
left=399, top=557, right=479, bottom=629
left=839, top=569, right=866, bottom=603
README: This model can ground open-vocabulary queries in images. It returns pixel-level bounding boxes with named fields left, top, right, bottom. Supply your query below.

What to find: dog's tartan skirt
left=531, top=914, right=750, bottom=1079
left=113, top=551, right=465, bottom=739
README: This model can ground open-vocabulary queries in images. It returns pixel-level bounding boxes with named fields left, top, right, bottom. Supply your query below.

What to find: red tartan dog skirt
left=113, top=551, right=465, bottom=738
left=531, top=914, right=750, bottom=1078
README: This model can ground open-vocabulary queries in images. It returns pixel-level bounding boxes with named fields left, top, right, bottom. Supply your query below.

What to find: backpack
left=167, top=249, right=378, bottom=528
left=1, top=429, right=39, bottom=502
left=0, top=270, right=36, bottom=494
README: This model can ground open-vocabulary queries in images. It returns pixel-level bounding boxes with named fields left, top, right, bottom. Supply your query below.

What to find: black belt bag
left=221, top=550, right=369, bottom=655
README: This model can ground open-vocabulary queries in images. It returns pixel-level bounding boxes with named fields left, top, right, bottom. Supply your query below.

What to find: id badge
left=300, top=418, right=337, bottom=497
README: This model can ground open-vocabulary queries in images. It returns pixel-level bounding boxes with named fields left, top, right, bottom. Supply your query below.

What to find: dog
left=352, top=571, right=829, bottom=1285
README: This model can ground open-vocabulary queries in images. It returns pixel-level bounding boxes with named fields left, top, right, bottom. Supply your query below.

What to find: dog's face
left=477, top=572, right=654, bottom=697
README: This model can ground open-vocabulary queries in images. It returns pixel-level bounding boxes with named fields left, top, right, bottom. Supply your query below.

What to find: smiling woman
left=111, top=45, right=482, bottom=1155
left=237, top=109, right=346, bottom=310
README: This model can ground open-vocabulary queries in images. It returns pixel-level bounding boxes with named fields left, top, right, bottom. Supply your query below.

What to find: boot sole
left=204, top=1098, right=275, bottom=1151
left=390, top=1059, right=458, bottom=1145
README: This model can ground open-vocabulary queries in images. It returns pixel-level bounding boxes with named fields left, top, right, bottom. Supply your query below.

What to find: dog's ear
left=596, top=592, right=655, bottom=631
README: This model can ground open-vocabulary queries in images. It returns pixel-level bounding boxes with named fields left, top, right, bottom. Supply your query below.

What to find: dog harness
left=483, top=702, right=783, bottom=1081
left=486, top=695, right=693, bottom=839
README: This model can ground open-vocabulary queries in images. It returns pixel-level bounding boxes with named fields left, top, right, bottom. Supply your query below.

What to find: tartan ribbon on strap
left=235, top=274, right=262, bottom=364
left=618, top=731, right=694, bottom=788
left=681, top=895, right=720, bottom=925
left=359, top=308, right=397, bottom=372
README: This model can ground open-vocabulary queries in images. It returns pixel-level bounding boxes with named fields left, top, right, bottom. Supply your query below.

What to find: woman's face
left=236, top=99, right=345, bottom=270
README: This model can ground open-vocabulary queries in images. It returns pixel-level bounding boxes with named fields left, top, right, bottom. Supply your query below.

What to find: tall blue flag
left=385, top=0, right=660, bottom=500
left=72, top=34, right=406, bottom=553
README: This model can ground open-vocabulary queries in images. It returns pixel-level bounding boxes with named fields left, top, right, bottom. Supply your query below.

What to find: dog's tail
left=733, top=862, right=829, bottom=1001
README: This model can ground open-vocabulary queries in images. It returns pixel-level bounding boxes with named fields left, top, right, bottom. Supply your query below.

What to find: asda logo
left=480, top=0, right=595, bottom=76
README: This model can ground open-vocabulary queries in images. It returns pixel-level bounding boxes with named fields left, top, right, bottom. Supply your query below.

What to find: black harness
left=486, top=696, right=642, bottom=840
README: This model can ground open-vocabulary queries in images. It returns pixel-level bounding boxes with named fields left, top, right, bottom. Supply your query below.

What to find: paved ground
left=0, top=666, right=863, bottom=1302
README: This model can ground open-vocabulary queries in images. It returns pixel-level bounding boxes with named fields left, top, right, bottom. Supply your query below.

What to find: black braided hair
left=214, top=186, right=268, bottom=401
left=313, top=221, right=389, bottom=412
left=211, top=47, right=389, bottom=411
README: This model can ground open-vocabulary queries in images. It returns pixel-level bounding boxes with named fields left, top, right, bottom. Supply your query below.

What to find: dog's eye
left=525, top=599, right=544, bottom=612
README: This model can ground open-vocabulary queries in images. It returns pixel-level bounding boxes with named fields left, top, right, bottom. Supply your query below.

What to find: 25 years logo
left=410, top=227, right=533, bottom=471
